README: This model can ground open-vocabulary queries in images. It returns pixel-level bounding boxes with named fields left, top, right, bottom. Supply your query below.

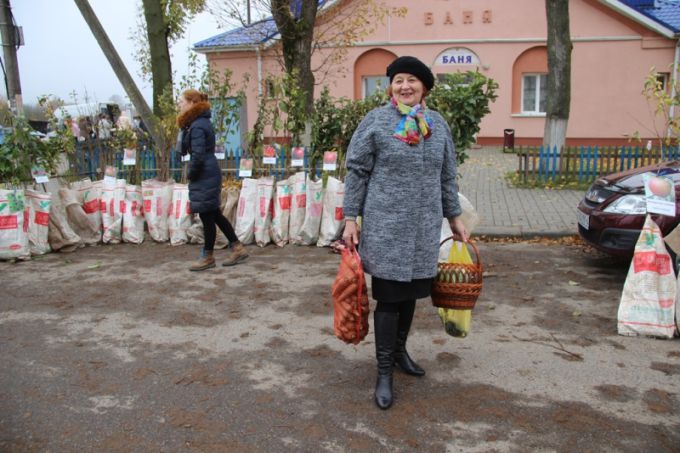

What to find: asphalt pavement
left=458, top=146, right=583, bottom=237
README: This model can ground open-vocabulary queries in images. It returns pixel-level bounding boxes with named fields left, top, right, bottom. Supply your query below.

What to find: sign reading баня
left=424, top=9, right=492, bottom=26
left=435, top=48, right=480, bottom=66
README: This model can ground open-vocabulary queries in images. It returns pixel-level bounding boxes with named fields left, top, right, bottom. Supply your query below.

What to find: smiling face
left=390, top=73, right=426, bottom=107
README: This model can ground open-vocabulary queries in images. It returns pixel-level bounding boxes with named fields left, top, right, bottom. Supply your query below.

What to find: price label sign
left=291, top=146, right=305, bottom=167
left=123, top=148, right=136, bottom=166
left=215, top=144, right=226, bottom=160
left=31, top=165, right=49, bottom=183
left=323, top=151, right=338, bottom=171
left=239, top=158, right=253, bottom=178
left=262, top=144, right=278, bottom=165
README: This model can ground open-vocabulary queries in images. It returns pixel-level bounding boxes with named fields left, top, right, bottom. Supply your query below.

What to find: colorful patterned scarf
left=391, top=97, right=433, bottom=145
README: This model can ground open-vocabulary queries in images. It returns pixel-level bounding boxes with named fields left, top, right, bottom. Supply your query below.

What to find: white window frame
left=362, top=76, right=389, bottom=98
left=521, top=73, right=547, bottom=115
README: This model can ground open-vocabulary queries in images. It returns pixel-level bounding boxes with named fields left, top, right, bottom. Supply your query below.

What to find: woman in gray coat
left=343, top=56, right=468, bottom=410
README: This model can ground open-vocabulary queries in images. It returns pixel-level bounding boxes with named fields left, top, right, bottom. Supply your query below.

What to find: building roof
left=194, top=0, right=680, bottom=52
left=194, top=18, right=279, bottom=50
left=194, top=0, right=332, bottom=52
left=620, top=0, right=680, bottom=33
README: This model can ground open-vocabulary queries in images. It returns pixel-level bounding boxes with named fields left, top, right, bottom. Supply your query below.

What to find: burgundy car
left=577, top=161, right=680, bottom=257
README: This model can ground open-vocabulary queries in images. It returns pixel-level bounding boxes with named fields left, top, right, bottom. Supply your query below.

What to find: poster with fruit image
left=215, top=141, right=226, bottom=160
left=291, top=146, right=305, bottom=167
left=239, top=158, right=253, bottom=178
left=643, top=173, right=676, bottom=216
left=262, top=144, right=279, bottom=165
left=123, top=147, right=136, bottom=166
left=323, top=151, right=338, bottom=171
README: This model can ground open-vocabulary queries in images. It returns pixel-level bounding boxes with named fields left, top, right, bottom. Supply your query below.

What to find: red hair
left=181, top=89, right=209, bottom=104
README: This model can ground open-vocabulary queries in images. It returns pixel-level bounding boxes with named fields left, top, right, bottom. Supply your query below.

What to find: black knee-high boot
left=374, top=310, right=398, bottom=410
left=394, top=300, right=425, bottom=376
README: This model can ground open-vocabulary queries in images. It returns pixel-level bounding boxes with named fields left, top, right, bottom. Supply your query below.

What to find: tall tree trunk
left=543, top=0, right=572, bottom=152
left=142, top=0, right=173, bottom=116
left=271, top=0, right=318, bottom=119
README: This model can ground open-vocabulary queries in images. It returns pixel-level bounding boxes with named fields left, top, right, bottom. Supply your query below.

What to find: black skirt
left=371, top=276, right=433, bottom=303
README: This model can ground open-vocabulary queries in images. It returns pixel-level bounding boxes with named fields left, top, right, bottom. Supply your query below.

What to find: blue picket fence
left=517, top=145, right=680, bottom=183
left=72, top=139, right=325, bottom=183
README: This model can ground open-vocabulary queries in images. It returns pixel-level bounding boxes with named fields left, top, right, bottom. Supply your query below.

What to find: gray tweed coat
left=343, top=103, right=462, bottom=282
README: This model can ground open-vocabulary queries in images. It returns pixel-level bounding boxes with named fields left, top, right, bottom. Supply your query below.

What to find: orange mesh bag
left=332, top=248, right=370, bottom=344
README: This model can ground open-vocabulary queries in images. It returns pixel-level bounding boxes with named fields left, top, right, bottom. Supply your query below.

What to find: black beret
left=386, top=56, right=435, bottom=90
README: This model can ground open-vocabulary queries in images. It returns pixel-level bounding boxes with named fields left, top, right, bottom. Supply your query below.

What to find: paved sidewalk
left=458, top=147, right=583, bottom=237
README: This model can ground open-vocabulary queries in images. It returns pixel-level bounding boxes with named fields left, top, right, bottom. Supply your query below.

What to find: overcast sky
left=11, top=0, right=225, bottom=107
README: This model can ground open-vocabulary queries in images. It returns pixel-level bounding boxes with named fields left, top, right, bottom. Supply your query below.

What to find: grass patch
left=505, top=171, right=592, bottom=190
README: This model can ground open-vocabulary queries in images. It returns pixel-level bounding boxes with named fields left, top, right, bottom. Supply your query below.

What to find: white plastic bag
left=299, top=178, right=324, bottom=245
left=255, top=177, right=274, bottom=247
left=169, top=183, right=192, bottom=245
left=122, top=184, right=145, bottom=244
left=69, top=178, right=102, bottom=238
left=270, top=179, right=292, bottom=247
left=142, top=179, right=173, bottom=242
left=25, top=189, right=52, bottom=255
left=439, top=192, right=479, bottom=261
left=288, top=172, right=307, bottom=244
left=0, top=189, right=30, bottom=260
left=618, top=215, right=677, bottom=338
left=101, top=179, right=126, bottom=244
left=235, top=178, right=257, bottom=245
left=317, top=176, right=344, bottom=247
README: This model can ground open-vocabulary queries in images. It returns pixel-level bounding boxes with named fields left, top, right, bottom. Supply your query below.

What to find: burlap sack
left=60, top=188, right=100, bottom=245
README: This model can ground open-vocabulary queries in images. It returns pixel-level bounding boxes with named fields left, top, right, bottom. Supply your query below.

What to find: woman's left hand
left=449, top=216, right=469, bottom=243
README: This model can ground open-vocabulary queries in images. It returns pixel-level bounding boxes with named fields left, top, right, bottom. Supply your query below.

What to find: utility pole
left=0, top=0, right=23, bottom=116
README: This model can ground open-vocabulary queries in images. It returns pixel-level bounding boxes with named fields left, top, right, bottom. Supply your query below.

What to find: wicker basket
left=431, top=237, right=483, bottom=310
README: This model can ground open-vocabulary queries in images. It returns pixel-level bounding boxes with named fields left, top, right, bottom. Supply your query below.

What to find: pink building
left=195, top=0, right=680, bottom=147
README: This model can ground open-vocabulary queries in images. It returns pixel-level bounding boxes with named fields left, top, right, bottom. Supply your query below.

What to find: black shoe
left=394, top=299, right=425, bottom=376
left=375, top=374, right=394, bottom=410
left=374, top=311, right=398, bottom=410
left=394, top=348, right=425, bottom=376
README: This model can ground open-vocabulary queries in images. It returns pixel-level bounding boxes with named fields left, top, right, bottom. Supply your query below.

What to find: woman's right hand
left=343, top=220, right=360, bottom=250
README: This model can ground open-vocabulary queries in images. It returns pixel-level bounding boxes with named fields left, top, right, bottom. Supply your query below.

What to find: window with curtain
left=362, top=76, right=389, bottom=98
left=522, top=74, right=547, bottom=114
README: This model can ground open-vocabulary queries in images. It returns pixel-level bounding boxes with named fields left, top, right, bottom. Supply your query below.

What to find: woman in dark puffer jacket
left=177, top=89, right=248, bottom=271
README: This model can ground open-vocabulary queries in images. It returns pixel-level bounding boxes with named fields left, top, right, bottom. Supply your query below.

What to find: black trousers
left=199, top=210, right=238, bottom=251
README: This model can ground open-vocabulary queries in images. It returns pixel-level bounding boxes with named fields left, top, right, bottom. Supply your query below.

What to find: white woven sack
left=618, top=215, right=677, bottom=338
left=235, top=178, right=257, bottom=244
left=169, top=183, right=192, bottom=245
left=25, top=189, right=52, bottom=255
left=122, top=184, right=145, bottom=244
left=270, top=179, right=292, bottom=247
left=288, top=172, right=307, bottom=244
left=142, top=179, right=173, bottom=242
left=255, top=177, right=274, bottom=247
left=299, top=178, right=324, bottom=245
left=101, top=179, right=126, bottom=244
left=317, top=177, right=344, bottom=247
left=0, top=189, right=30, bottom=260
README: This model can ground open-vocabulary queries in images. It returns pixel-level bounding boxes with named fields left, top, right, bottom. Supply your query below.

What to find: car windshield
left=613, top=167, right=680, bottom=190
